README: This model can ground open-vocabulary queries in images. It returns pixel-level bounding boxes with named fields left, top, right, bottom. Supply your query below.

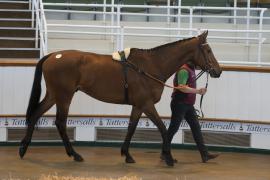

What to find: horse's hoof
left=163, top=154, right=174, bottom=167
left=160, top=154, right=178, bottom=163
left=125, top=157, right=136, bottom=163
left=120, top=148, right=126, bottom=156
left=165, top=159, right=174, bottom=167
left=19, top=146, right=27, bottom=159
left=73, top=153, right=84, bottom=162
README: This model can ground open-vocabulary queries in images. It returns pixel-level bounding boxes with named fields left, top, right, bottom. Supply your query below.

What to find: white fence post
left=246, top=0, right=250, bottom=45
left=42, top=3, right=48, bottom=55
left=31, top=0, right=35, bottom=28
left=103, top=0, right=106, bottom=22
left=110, top=0, right=115, bottom=42
left=167, top=0, right=170, bottom=24
left=177, top=0, right=181, bottom=36
left=233, top=0, right=237, bottom=25
left=116, top=5, right=121, bottom=51
left=29, top=0, right=32, bottom=10
left=257, top=9, right=266, bottom=66
left=120, top=26, right=124, bottom=50
left=189, top=7, right=193, bottom=36
left=34, top=0, right=38, bottom=49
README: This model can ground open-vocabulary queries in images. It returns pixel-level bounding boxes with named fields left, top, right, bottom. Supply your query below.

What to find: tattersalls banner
left=0, top=116, right=270, bottom=135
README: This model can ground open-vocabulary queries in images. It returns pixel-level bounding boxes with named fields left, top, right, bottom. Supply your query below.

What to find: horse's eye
left=207, top=49, right=211, bottom=53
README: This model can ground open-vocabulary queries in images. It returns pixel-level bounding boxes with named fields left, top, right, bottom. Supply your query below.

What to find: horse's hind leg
left=19, top=92, right=55, bottom=158
left=55, top=100, right=83, bottom=162
left=121, top=106, right=142, bottom=163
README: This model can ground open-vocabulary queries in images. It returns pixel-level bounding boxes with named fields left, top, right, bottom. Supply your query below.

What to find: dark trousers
left=168, top=99, right=208, bottom=156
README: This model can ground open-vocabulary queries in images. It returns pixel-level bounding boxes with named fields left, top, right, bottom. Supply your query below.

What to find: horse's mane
left=137, top=36, right=195, bottom=52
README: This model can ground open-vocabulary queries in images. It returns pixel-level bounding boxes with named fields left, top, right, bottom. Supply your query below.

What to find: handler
left=165, top=61, right=219, bottom=163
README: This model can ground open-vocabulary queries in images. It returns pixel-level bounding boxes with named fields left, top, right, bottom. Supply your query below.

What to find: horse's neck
left=152, top=39, right=197, bottom=81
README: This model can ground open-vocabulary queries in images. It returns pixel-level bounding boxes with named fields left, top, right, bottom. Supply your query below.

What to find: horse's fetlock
left=121, top=148, right=127, bottom=156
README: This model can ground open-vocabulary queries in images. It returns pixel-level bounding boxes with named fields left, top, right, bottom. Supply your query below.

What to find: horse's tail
left=26, top=54, right=51, bottom=124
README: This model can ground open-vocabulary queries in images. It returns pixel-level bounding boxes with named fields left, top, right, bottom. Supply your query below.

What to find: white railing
left=32, top=0, right=47, bottom=58
left=43, top=3, right=269, bottom=26
left=40, top=2, right=270, bottom=66
left=46, top=23, right=268, bottom=65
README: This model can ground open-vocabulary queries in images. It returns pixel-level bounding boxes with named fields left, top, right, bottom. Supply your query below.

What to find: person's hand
left=198, top=88, right=207, bottom=95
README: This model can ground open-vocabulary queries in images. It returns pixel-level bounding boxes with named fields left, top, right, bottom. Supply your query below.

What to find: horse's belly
left=79, top=80, right=125, bottom=104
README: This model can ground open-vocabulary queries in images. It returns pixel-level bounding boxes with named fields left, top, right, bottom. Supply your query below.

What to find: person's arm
left=177, top=85, right=207, bottom=95
left=175, top=69, right=207, bottom=95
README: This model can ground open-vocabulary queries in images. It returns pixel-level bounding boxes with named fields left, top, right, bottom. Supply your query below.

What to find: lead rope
left=195, top=70, right=205, bottom=81
left=198, top=72, right=209, bottom=119
left=125, top=60, right=177, bottom=89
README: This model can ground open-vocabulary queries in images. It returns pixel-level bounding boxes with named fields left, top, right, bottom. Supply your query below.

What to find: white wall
left=0, top=67, right=270, bottom=122
left=195, top=71, right=270, bottom=122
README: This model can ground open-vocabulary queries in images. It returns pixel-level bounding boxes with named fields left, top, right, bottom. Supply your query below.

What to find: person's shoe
left=201, top=152, right=219, bottom=163
left=160, top=154, right=178, bottom=163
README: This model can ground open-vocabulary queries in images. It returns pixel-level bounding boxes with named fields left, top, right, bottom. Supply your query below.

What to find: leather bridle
left=196, top=42, right=215, bottom=118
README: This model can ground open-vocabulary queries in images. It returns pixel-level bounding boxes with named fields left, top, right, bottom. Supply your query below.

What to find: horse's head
left=192, top=31, right=222, bottom=78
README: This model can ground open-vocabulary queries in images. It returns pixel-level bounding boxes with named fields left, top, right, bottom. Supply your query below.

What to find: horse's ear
left=198, top=30, right=208, bottom=43
left=204, top=30, right=208, bottom=37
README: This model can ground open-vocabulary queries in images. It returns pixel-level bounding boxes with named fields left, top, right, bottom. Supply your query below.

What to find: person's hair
left=186, top=61, right=195, bottom=68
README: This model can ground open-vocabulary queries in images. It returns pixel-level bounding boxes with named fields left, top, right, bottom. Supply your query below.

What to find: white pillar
left=251, top=134, right=270, bottom=149
left=75, top=127, right=95, bottom=141
left=0, top=128, right=7, bottom=142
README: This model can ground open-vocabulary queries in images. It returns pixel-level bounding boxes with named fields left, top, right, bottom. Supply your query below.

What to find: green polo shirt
left=177, top=69, right=189, bottom=85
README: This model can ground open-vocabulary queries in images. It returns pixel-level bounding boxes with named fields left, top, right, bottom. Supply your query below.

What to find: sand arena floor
left=0, top=146, right=270, bottom=180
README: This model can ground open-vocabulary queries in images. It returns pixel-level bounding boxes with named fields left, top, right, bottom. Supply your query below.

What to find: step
left=0, top=10, right=31, bottom=18
left=0, top=28, right=35, bottom=37
left=0, top=39, right=37, bottom=48
left=0, top=49, right=40, bottom=58
left=0, top=19, right=32, bottom=27
left=0, top=37, right=36, bottom=40
left=0, top=2, right=29, bottom=9
left=0, top=27, right=35, bottom=30
left=0, top=1, right=29, bottom=2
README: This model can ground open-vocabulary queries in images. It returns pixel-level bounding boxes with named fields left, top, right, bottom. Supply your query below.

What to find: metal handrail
left=40, top=0, right=47, bottom=56
left=31, top=0, right=47, bottom=58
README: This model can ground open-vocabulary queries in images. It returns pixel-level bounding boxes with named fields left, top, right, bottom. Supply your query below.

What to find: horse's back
left=42, top=50, right=114, bottom=76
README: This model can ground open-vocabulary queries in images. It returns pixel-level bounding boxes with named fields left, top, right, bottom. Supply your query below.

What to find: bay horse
left=19, top=31, right=221, bottom=166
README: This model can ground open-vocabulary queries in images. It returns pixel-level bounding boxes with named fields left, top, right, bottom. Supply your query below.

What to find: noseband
left=198, top=42, right=214, bottom=74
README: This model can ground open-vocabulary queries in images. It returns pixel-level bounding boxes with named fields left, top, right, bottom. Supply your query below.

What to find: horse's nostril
left=210, top=70, right=221, bottom=78
left=217, top=70, right=222, bottom=77
left=216, top=71, right=221, bottom=77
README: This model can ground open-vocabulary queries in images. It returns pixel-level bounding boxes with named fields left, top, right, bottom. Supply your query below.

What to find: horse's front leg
left=121, top=106, right=142, bottom=163
left=55, top=102, right=83, bottom=162
left=142, top=102, right=174, bottom=166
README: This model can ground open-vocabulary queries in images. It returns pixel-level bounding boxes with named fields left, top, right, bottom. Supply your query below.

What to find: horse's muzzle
left=209, top=69, right=222, bottom=78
